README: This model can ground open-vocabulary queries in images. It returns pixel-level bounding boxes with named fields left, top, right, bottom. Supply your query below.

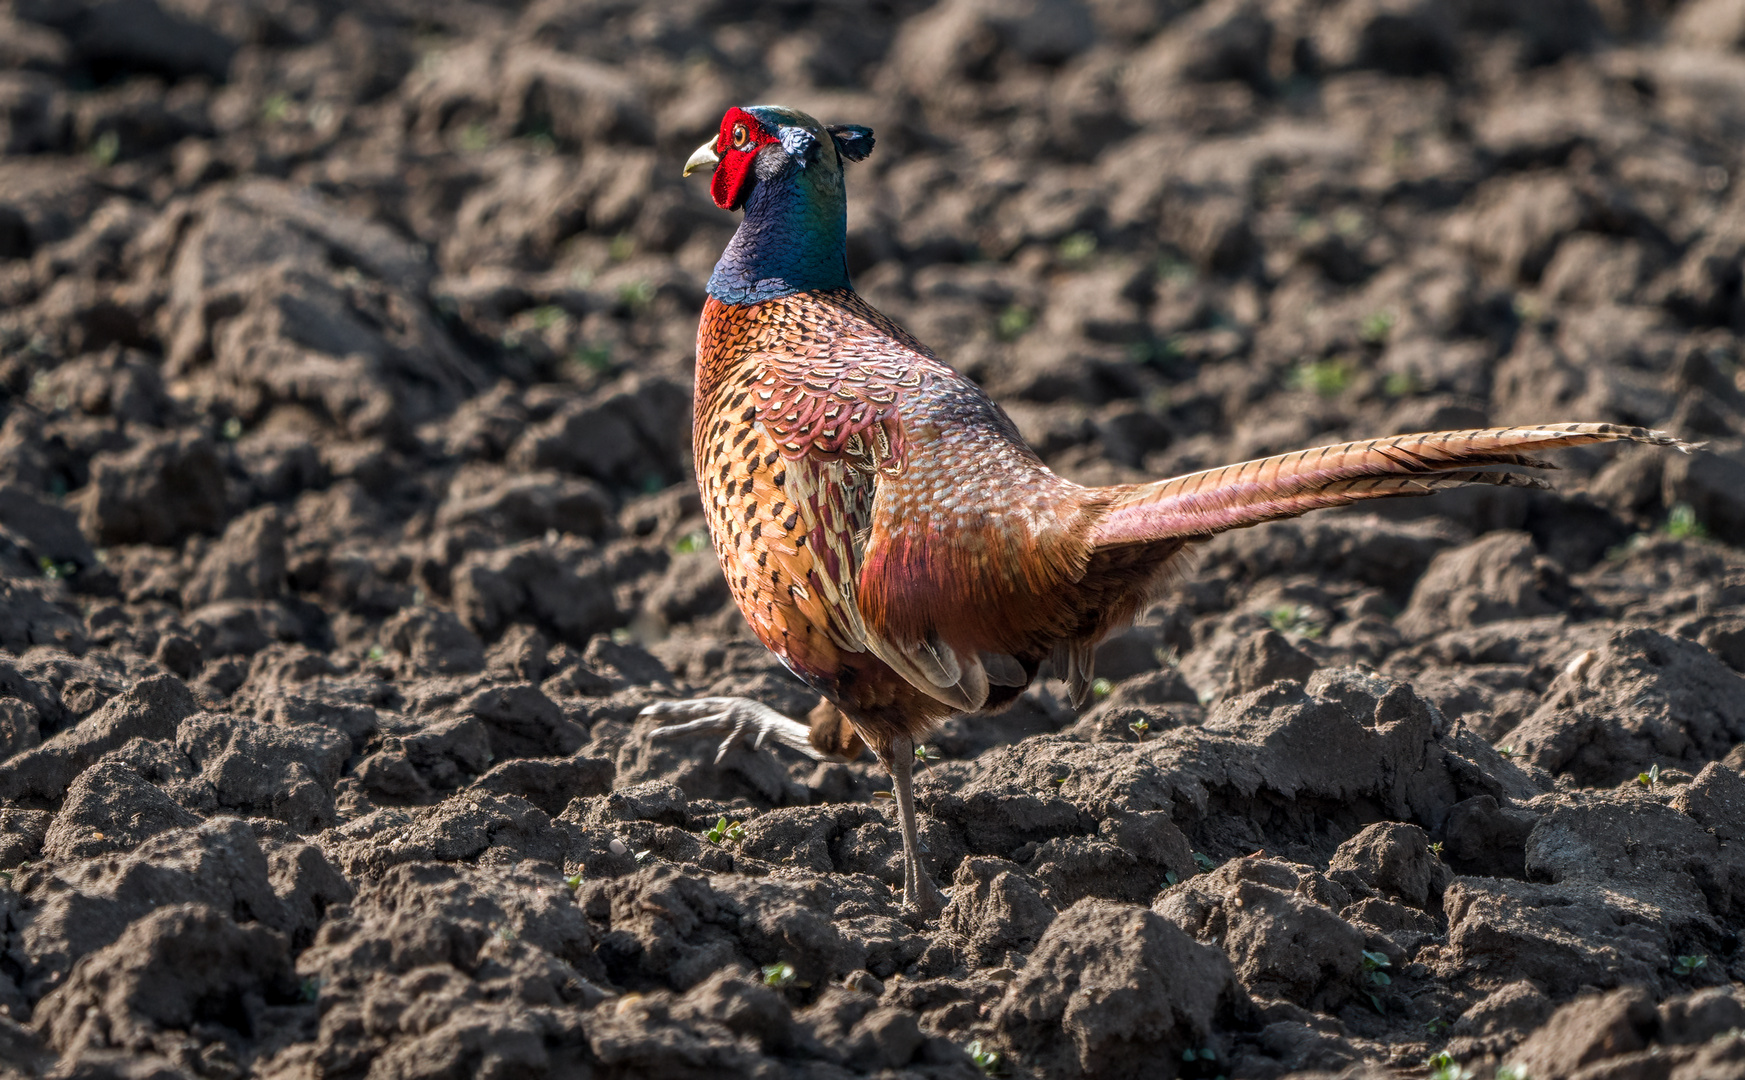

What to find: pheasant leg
left=880, top=733, right=947, bottom=917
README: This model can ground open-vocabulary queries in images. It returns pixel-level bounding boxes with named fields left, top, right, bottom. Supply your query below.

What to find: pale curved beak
left=683, top=139, right=720, bottom=178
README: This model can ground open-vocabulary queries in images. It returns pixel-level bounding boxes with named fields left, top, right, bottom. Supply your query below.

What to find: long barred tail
left=1089, top=424, right=1694, bottom=548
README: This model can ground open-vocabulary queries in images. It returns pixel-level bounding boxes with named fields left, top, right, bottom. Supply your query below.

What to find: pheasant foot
left=639, top=697, right=825, bottom=764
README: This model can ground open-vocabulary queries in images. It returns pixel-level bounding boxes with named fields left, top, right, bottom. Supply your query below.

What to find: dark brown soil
left=3, top=1, right=1745, bottom=1077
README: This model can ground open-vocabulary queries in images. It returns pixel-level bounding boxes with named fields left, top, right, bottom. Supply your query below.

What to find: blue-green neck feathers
left=708, top=122, right=849, bottom=305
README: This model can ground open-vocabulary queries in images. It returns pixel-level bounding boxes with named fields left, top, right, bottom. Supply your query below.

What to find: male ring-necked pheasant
left=641, top=104, right=1687, bottom=916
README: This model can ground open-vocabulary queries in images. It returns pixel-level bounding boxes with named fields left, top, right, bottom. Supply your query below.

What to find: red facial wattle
left=710, top=107, right=774, bottom=211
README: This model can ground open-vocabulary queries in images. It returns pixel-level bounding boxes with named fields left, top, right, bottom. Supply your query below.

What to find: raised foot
left=639, top=697, right=823, bottom=764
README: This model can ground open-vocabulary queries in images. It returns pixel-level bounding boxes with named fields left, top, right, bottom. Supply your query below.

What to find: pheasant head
left=684, top=105, right=874, bottom=305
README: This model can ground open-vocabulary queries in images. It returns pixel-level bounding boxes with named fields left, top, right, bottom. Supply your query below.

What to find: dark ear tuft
left=828, top=124, right=875, bottom=163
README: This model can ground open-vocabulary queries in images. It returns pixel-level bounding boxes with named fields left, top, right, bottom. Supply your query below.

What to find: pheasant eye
left=731, top=123, right=749, bottom=150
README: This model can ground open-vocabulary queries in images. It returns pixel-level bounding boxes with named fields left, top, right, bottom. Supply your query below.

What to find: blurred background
left=0, top=0, right=1742, bottom=681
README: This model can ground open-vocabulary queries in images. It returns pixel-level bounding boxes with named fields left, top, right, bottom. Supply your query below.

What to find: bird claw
left=638, top=697, right=820, bottom=763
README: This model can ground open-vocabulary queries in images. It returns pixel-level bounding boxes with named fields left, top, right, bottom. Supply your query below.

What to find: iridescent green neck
left=707, top=159, right=849, bottom=305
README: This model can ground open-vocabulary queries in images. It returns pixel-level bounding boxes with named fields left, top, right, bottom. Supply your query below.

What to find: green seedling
left=564, top=873, right=583, bottom=890
left=457, top=121, right=492, bottom=152
left=1291, top=357, right=1354, bottom=397
left=1429, top=841, right=1445, bottom=858
left=1362, top=949, right=1391, bottom=1013
left=1163, top=870, right=1180, bottom=886
left=914, top=744, right=941, bottom=763
left=221, top=417, right=244, bottom=441
left=762, top=961, right=797, bottom=988
left=1360, top=309, right=1395, bottom=345
left=617, top=279, right=655, bottom=314
left=90, top=129, right=120, bottom=166
left=1129, top=718, right=1151, bottom=738
left=1426, top=1050, right=1473, bottom=1080
left=1675, top=953, right=1709, bottom=977
left=704, top=817, right=745, bottom=845
left=1266, top=604, right=1323, bottom=639
left=966, top=1039, right=1001, bottom=1074
left=1497, top=745, right=1515, bottom=759
left=1057, top=231, right=1097, bottom=262
left=38, top=556, right=77, bottom=581
left=609, top=233, right=635, bottom=262
left=670, top=530, right=709, bottom=554
left=1090, top=677, right=1113, bottom=699
left=1663, top=503, right=1708, bottom=541
left=1424, top=1016, right=1449, bottom=1036
left=1637, top=763, right=1662, bottom=788
left=1192, top=851, right=1217, bottom=873
left=570, top=343, right=612, bottom=373
left=366, top=646, right=386, bottom=663
left=1495, top=1067, right=1530, bottom=1080
left=528, top=305, right=566, bottom=331
left=1383, top=371, right=1418, bottom=398
left=996, top=305, right=1032, bottom=341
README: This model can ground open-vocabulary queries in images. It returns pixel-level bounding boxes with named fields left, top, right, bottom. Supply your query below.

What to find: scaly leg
left=880, top=733, right=946, bottom=917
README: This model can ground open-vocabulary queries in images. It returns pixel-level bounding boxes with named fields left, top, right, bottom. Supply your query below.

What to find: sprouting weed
left=1497, top=745, right=1515, bottom=759
left=704, top=817, right=745, bottom=845
left=1291, top=357, right=1354, bottom=397
left=1266, top=604, right=1324, bottom=639
left=528, top=305, right=566, bottom=331
left=221, top=417, right=244, bottom=441
left=1192, top=851, right=1217, bottom=873
left=1429, top=841, right=1445, bottom=859
left=564, top=873, right=583, bottom=890
left=762, top=962, right=796, bottom=988
left=90, top=129, right=120, bottom=166
left=670, top=530, right=709, bottom=554
left=617, top=279, right=655, bottom=314
left=914, top=744, right=941, bottom=763
left=1362, top=950, right=1392, bottom=1012
left=609, top=234, right=635, bottom=262
left=570, top=343, right=612, bottom=374
left=1424, top=1016, right=1449, bottom=1036
left=995, top=305, right=1032, bottom=341
left=1129, top=718, right=1151, bottom=739
left=966, top=1039, right=1001, bottom=1074
left=634, top=849, right=653, bottom=864
left=38, top=555, right=77, bottom=581
left=457, top=122, right=492, bottom=152
left=1360, top=309, right=1396, bottom=345
left=1675, top=953, right=1709, bottom=977
left=1090, top=677, right=1114, bottom=699
left=1495, top=1067, right=1530, bottom=1080
left=1663, top=503, right=1708, bottom=541
left=261, top=93, right=292, bottom=124
left=1057, top=231, right=1097, bottom=263
left=1637, top=763, right=1662, bottom=788
left=1425, top=1052, right=1473, bottom=1080
left=366, top=646, right=386, bottom=663
left=1163, top=870, right=1180, bottom=886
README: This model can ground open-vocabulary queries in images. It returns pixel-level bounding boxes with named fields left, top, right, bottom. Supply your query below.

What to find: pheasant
left=642, top=103, right=1688, bottom=916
